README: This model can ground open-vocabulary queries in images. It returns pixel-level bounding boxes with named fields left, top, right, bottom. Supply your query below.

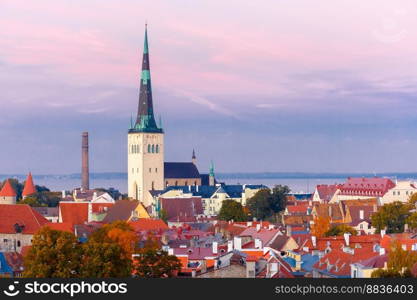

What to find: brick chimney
left=81, top=132, right=90, bottom=191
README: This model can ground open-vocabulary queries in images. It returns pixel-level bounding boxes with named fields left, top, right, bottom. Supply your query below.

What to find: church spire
left=130, top=24, right=162, bottom=133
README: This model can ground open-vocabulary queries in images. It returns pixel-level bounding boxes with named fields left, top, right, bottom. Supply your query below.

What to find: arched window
left=148, top=144, right=151, bottom=153
left=185, top=181, right=188, bottom=186
left=152, top=145, right=155, bottom=153
left=152, top=181, right=155, bottom=190
left=175, top=181, right=178, bottom=186
left=156, top=145, right=159, bottom=153
left=131, top=145, right=134, bottom=154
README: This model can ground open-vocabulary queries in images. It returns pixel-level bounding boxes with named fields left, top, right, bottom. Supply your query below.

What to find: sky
left=1, top=0, right=417, bottom=174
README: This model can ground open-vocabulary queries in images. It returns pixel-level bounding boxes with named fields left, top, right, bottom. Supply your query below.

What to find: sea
left=3, top=172, right=417, bottom=194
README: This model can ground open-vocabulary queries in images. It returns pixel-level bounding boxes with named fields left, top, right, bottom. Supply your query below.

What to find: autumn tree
left=23, top=227, right=82, bottom=278
left=134, top=237, right=181, bottom=278
left=371, top=241, right=417, bottom=278
left=325, top=224, right=357, bottom=237
left=371, top=202, right=411, bottom=233
left=218, top=200, right=247, bottom=221
left=81, top=221, right=138, bottom=277
left=311, top=216, right=331, bottom=237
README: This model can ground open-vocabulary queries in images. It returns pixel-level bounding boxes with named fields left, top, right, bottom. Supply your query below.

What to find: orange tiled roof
left=22, top=172, right=37, bottom=196
left=129, top=219, right=168, bottom=231
left=0, top=179, right=17, bottom=197
left=45, top=222, right=74, bottom=233
left=0, top=204, right=49, bottom=234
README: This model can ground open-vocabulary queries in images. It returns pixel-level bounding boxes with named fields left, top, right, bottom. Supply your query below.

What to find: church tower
left=128, top=24, right=164, bottom=207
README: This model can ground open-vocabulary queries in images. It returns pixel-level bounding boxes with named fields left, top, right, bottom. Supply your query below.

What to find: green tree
left=269, top=185, right=290, bottom=213
left=158, top=209, right=168, bottom=223
left=325, top=224, right=357, bottom=237
left=23, top=227, right=82, bottom=278
left=134, top=238, right=181, bottom=278
left=371, top=202, right=411, bottom=233
left=80, top=242, right=132, bottom=278
left=218, top=200, right=247, bottom=221
left=247, top=189, right=273, bottom=220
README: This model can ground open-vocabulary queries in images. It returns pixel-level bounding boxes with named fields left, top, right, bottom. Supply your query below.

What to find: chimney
left=343, top=233, right=350, bottom=246
left=380, top=229, right=386, bottom=238
left=286, top=225, right=292, bottom=237
left=168, top=248, right=174, bottom=255
left=379, top=248, right=386, bottom=255
left=212, top=241, right=218, bottom=254
left=87, top=202, right=93, bottom=222
left=256, top=224, right=261, bottom=232
left=255, top=238, right=262, bottom=249
left=405, top=223, right=409, bottom=233
left=62, top=190, right=66, bottom=199
left=227, top=240, right=233, bottom=252
left=328, top=206, right=332, bottom=218
left=93, top=192, right=97, bottom=200
left=81, top=132, right=90, bottom=191
left=312, top=236, right=317, bottom=248
left=373, top=204, right=378, bottom=213
left=247, top=221, right=253, bottom=227
left=359, top=210, right=364, bottom=220
left=234, top=237, right=242, bottom=250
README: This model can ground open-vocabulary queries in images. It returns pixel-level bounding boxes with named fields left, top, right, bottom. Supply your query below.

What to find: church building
left=128, top=25, right=213, bottom=207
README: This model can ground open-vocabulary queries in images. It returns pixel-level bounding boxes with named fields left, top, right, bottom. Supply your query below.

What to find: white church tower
left=128, top=24, right=164, bottom=207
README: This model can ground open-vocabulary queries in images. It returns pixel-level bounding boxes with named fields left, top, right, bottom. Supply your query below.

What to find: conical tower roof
left=23, top=172, right=37, bottom=196
left=0, top=179, right=17, bottom=197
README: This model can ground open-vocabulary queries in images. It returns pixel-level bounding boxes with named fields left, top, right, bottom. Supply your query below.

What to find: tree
left=81, top=221, right=138, bottom=277
left=311, top=216, right=331, bottom=238
left=218, top=200, right=247, bottom=221
left=134, top=238, right=181, bottom=278
left=408, top=193, right=417, bottom=207
left=371, top=202, right=411, bottom=233
left=325, top=224, right=357, bottom=237
left=269, top=185, right=290, bottom=213
left=371, top=241, right=417, bottom=278
left=23, top=227, right=82, bottom=278
left=406, top=212, right=417, bottom=230
left=247, top=189, right=273, bottom=220
left=158, top=209, right=168, bottom=223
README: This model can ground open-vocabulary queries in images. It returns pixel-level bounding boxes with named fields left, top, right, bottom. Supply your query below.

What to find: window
left=132, top=168, right=134, bottom=173
left=185, top=181, right=188, bottom=186
left=149, top=168, right=152, bottom=173
left=152, top=181, right=154, bottom=190
left=148, top=144, right=151, bottom=153
left=175, top=181, right=178, bottom=186
left=152, top=145, right=155, bottom=153
left=156, top=145, right=159, bottom=153
left=155, top=168, right=158, bottom=173
left=17, top=241, right=21, bottom=247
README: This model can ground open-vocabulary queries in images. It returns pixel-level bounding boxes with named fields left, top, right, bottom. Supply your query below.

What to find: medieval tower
left=128, top=25, right=164, bottom=207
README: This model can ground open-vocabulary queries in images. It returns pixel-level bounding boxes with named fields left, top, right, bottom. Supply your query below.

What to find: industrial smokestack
left=82, top=132, right=89, bottom=191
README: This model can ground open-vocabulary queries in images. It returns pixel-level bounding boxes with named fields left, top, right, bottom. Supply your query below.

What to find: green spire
left=209, top=160, right=215, bottom=177
left=143, top=23, right=149, bottom=54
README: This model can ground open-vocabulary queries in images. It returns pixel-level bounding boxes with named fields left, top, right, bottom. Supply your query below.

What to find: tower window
left=152, top=145, right=155, bottom=153
left=148, top=144, right=151, bottom=153
left=132, top=168, right=134, bottom=173
left=155, top=168, right=158, bottom=173
left=149, top=168, right=151, bottom=173
left=156, top=145, right=159, bottom=153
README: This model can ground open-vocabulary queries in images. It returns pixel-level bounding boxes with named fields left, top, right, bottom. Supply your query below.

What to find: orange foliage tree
left=311, top=216, right=331, bottom=237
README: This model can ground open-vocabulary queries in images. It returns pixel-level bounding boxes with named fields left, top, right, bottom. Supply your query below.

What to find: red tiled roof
left=316, top=184, right=341, bottom=202
left=129, top=219, right=168, bottom=231
left=59, top=202, right=88, bottom=225
left=45, top=222, right=74, bottom=233
left=0, top=180, right=16, bottom=197
left=287, top=205, right=309, bottom=214
left=239, top=227, right=281, bottom=247
left=22, top=172, right=37, bottom=196
left=0, top=204, right=49, bottom=234
left=313, top=247, right=379, bottom=276
left=304, top=234, right=381, bottom=251
left=60, top=202, right=114, bottom=225
left=339, top=177, right=395, bottom=197
left=380, top=233, right=417, bottom=251
left=160, top=197, right=203, bottom=222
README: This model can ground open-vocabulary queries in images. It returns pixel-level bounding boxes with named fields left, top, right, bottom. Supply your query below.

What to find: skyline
left=1, top=1, right=417, bottom=174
